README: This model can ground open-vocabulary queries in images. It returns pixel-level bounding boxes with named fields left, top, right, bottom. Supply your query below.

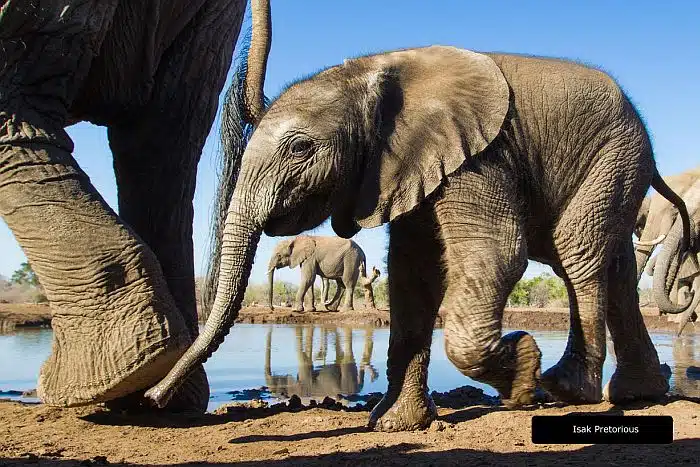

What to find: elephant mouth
left=265, top=191, right=332, bottom=236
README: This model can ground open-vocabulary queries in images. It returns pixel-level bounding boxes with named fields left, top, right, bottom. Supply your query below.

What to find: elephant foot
left=292, top=307, right=304, bottom=313
left=492, top=332, right=542, bottom=408
left=368, top=391, right=437, bottom=432
left=338, top=306, right=353, bottom=313
left=603, top=364, right=669, bottom=404
left=541, top=354, right=602, bottom=404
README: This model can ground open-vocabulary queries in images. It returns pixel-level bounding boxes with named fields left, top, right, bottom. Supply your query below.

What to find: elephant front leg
left=369, top=208, right=442, bottom=432
left=439, top=225, right=538, bottom=407
left=0, top=2, right=195, bottom=409
left=293, top=264, right=315, bottom=312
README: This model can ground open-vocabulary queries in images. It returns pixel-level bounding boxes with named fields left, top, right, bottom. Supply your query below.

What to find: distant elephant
left=634, top=165, right=700, bottom=283
left=264, top=326, right=378, bottom=400
left=267, top=236, right=366, bottom=312
left=145, top=44, right=697, bottom=433
left=651, top=178, right=700, bottom=335
left=0, top=0, right=273, bottom=411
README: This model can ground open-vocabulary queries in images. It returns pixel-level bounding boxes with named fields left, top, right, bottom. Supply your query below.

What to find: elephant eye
left=290, top=139, right=314, bottom=157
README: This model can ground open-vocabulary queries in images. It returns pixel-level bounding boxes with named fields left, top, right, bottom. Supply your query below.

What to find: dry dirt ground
left=1, top=303, right=694, bottom=333
left=0, top=394, right=698, bottom=466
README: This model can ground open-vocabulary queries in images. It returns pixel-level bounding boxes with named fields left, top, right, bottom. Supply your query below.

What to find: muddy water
left=1, top=324, right=698, bottom=411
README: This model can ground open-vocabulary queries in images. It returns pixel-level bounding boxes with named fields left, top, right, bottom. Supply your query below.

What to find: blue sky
left=1, top=0, right=698, bottom=289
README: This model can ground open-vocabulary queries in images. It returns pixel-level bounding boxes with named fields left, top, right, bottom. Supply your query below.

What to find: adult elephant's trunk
left=145, top=206, right=261, bottom=407
left=267, top=268, right=276, bottom=310
left=653, top=217, right=694, bottom=314
left=677, top=276, right=700, bottom=336
left=244, top=0, right=271, bottom=124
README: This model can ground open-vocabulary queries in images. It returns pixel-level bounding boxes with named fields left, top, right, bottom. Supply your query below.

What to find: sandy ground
left=1, top=303, right=695, bottom=333
left=0, top=391, right=698, bottom=466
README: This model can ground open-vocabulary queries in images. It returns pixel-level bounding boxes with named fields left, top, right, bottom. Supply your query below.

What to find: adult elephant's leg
left=108, top=1, right=244, bottom=410
left=0, top=2, right=193, bottom=407
left=435, top=174, right=537, bottom=408
left=603, top=240, right=669, bottom=401
left=369, top=205, right=443, bottom=432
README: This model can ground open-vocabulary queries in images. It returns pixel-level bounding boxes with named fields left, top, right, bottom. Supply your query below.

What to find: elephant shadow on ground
left=6, top=439, right=697, bottom=466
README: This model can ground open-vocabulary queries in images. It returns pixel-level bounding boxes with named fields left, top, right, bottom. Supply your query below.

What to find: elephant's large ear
left=342, top=46, right=510, bottom=230
left=289, top=236, right=315, bottom=268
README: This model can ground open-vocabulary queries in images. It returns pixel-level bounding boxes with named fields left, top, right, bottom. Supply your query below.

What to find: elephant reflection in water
left=264, top=326, right=378, bottom=399
left=671, top=335, right=700, bottom=398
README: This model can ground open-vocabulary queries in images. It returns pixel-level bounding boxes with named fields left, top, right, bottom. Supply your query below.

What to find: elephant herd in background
left=2, top=0, right=699, bottom=433
left=634, top=165, right=700, bottom=336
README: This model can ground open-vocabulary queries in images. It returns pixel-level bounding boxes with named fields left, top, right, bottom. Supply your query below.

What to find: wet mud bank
left=1, top=304, right=696, bottom=333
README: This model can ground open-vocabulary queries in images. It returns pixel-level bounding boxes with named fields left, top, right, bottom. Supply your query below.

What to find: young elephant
left=267, top=235, right=366, bottom=312
left=146, top=46, right=695, bottom=431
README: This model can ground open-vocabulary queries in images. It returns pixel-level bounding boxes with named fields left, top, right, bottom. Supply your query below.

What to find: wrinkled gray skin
left=264, top=326, right=378, bottom=399
left=146, top=46, right=695, bottom=431
left=0, top=0, right=269, bottom=411
left=267, top=235, right=366, bottom=312
left=634, top=166, right=700, bottom=284
left=650, top=179, right=700, bottom=335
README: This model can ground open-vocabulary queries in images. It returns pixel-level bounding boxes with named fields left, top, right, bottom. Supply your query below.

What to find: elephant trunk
left=145, top=206, right=262, bottom=407
left=635, top=246, right=656, bottom=284
left=244, top=0, right=271, bottom=124
left=653, top=217, right=694, bottom=314
left=677, top=275, right=700, bottom=336
left=267, top=268, right=275, bottom=310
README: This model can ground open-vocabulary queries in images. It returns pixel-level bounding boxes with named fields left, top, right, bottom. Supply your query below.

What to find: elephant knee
left=444, top=337, right=497, bottom=379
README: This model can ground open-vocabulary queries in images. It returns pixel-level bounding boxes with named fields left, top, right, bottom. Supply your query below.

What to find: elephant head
left=144, top=46, right=510, bottom=407
left=267, top=236, right=316, bottom=309
left=653, top=179, right=700, bottom=317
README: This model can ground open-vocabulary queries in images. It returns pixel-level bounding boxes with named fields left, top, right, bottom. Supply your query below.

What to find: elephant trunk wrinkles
left=267, top=268, right=275, bottom=309
left=653, top=218, right=694, bottom=314
left=146, top=206, right=261, bottom=407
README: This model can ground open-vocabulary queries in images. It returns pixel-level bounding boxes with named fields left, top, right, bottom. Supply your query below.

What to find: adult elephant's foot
left=368, top=391, right=437, bottom=432
left=308, top=307, right=317, bottom=313
left=292, top=306, right=304, bottom=313
left=338, top=305, right=353, bottom=313
left=541, top=354, right=602, bottom=404
left=603, top=364, right=669, bottom=403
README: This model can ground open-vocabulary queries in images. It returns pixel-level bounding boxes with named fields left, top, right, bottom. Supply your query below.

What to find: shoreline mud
left=0, top=391, right=698, bottom=466
left=2, top=303, right=696, bottom=333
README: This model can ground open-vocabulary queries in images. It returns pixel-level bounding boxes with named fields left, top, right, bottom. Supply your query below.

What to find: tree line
left=4, top=263, right=656, bottom=311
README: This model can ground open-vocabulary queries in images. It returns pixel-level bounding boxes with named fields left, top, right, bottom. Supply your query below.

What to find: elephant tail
left=202, top=20, right=272, bottom=316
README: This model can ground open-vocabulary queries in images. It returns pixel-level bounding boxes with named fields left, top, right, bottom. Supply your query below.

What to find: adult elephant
left=0, top=0, right=271, bottom=411
left=651, top=178, right=700, bottom=335
left=145, top=45, right=696, bottom=431
left=634, top=165, right=700, bottom=283
left=267, top=236, right=366, bottom=312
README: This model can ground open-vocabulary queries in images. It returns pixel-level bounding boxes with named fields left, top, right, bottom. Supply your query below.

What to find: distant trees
left=0, top=262, right=47, bottom=304
left=507, top=273, right=568, bottom=308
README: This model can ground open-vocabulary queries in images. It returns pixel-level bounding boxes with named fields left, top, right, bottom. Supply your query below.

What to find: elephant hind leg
left=603, top=240, right=669, bottom=402
left=369, top=205, right=443, bottom=432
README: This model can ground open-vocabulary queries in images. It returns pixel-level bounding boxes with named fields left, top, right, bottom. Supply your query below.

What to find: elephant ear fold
left=351, top=46, right=510, bottom=228
left=289, top=236, right=315, bottom=268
